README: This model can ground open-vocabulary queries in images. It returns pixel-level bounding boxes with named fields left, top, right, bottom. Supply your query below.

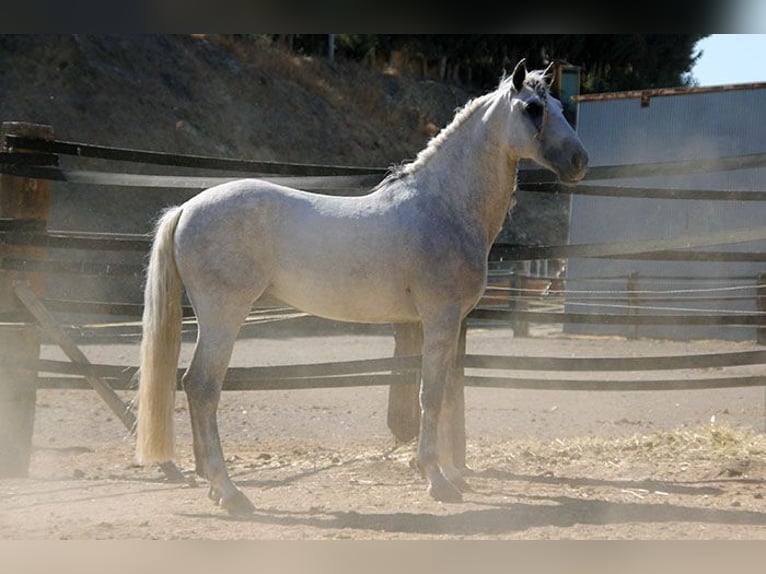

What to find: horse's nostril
left=572, top=150, right=588, bottom=172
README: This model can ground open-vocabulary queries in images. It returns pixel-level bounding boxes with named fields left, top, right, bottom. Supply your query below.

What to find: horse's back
left=171, top=178, right=427, bottom=322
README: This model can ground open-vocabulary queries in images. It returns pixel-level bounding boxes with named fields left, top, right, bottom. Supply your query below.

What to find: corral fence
left=2, top=121, right=766, bottom=479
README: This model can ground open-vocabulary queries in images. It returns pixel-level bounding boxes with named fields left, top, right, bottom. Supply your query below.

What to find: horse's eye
left=526, top=101, right=544, bottom=119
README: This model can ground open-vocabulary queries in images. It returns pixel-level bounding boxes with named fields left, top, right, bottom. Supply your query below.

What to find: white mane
left=398, top=90, right=498, bottom=176
left=389, top=68, right=551, bottom=179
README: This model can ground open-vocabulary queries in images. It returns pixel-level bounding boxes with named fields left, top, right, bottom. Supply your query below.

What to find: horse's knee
left=182, top=370, right=221, bottom=404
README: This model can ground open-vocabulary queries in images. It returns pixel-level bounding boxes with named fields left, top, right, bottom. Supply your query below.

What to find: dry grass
left=471, top=423, right=766, bottom=472
left=367, top=423, right=766, bottom=480
left=210, top=35, right=391, bottom=120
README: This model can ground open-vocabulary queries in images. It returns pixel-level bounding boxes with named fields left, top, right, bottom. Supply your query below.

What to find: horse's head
left=503, top=59, right=588, bottom=184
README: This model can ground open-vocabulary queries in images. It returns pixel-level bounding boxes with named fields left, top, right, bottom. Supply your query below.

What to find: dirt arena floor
left=2, top=325, right=766, bottom=539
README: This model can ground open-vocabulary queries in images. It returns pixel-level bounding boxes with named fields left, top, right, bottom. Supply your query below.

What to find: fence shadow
left=473, top=468, right=728, bottom=497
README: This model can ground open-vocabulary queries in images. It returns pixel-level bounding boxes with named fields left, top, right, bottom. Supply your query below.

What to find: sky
left=691, top=34, right=766, bottom=86
left=686, top=0, right=766, bottom=86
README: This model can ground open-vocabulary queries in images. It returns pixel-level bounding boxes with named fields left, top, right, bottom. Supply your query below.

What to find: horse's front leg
left=417, top=308, right=464, bottom=502
left=441, top=319, right=473, bottom=481
left=436, top=322, right=471, bottom=491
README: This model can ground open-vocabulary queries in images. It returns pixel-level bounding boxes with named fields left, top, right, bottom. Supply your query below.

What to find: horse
left=135, top=59, right=588, bottom=514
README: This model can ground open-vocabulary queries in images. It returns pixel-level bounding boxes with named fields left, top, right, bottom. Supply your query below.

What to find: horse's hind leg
left=183, top=296, right=255, bottom=514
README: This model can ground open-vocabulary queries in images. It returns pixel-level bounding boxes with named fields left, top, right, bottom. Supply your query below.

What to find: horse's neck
left=412, top=102, right=518, bottom=249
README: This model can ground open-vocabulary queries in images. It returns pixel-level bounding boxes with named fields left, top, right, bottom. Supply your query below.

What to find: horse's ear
left=543, top=62, right=556, bottom=87
left=511, top=58, right=526, bottom=92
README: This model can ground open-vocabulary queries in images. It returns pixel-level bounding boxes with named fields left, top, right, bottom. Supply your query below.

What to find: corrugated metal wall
left=565, top=85, right=766, bottom=340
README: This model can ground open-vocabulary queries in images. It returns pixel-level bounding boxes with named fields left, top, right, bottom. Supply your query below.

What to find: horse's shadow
left=321, top=495, right=766, bottom=536
left=179, top=466, right=766, bottom=536
left=182, top=494, right=766, bottom=536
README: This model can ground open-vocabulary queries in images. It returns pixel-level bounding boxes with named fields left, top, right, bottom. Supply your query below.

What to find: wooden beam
left=0, top=122, right=51, bottom=477
left=13, top=281, right=185, bottom=483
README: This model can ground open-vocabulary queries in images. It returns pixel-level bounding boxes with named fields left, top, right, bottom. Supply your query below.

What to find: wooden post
left=757, top=272, right=766, bottom=345
left=0, top=122, right=53, bottom=477
left=327, top=34, right=335, bottom=63
left=513, top=263, right=530, bottom=337
left=387, top=323, right=422, bottom=443
left=761, top=274, right=766, bottom=431
left=627, top=271, right=640, bottom=340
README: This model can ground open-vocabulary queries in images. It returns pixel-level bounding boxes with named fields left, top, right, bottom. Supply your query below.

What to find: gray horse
left=136, top=59, right=588, bottom=514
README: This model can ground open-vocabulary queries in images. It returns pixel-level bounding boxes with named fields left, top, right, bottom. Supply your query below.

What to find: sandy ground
left=2, top=325, right=766, bottom=539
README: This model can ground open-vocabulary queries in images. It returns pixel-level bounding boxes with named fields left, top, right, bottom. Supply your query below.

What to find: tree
left=272, top=34, right=707, bottom=94
left=538, top=34, right=706, bottom=92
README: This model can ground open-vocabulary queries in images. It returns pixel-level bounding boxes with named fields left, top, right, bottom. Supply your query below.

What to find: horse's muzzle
left=561, top=148, right=589, bottom=183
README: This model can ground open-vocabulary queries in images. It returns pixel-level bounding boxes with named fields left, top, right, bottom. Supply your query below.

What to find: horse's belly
left=265, top=273, right=419, bottom=324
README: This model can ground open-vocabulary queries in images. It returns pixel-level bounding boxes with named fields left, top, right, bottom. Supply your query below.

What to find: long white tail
left=135, top=207, right=184, bottom=464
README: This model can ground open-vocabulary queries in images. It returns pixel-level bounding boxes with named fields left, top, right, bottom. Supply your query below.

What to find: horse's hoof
left=452, top=476, right=472, bottom=493
left=443, top=467, right=471, bottom=492
left=458, top=464, right=476, bottom=477
left=208, top=485, right=255, bottom=515
left=428, top=477, right=463, bottom=503
left=409, top=456, right=424, bottom=477
left=220, top=490, right=256, bottom=515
